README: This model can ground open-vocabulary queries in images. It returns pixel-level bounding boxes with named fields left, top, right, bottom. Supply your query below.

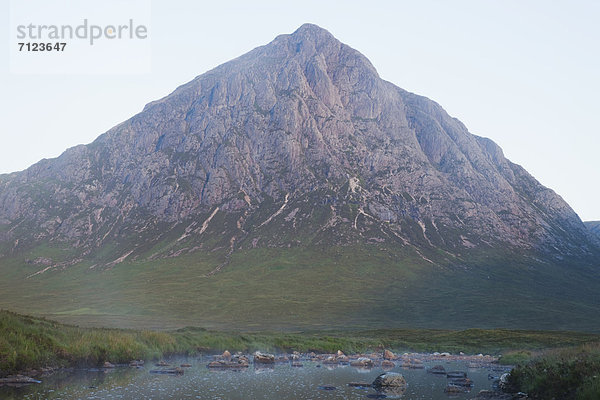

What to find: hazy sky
left=1, top=0, right=598, bottom=220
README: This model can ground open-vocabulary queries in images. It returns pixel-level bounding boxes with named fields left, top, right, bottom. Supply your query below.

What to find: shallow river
left=1, top=356, right=511, bottom=399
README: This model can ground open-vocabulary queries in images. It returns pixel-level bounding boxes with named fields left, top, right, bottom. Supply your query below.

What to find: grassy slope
left=0, top=242, right=598, bottom=332
left=1, top=310, right=599, bottom=377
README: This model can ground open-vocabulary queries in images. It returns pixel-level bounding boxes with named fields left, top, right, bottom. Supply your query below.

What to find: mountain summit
left=0, top=24, right=598, bottom=330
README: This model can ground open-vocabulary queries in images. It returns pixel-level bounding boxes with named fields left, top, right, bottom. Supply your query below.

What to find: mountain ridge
left=586, top=221, right=600, bottom=237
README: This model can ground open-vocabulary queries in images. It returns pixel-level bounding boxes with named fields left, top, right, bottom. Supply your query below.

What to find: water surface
left=1, top=356, right=510, bottom=399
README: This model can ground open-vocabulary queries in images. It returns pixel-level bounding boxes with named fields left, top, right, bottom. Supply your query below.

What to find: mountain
left=0, top=24, right=598, bottom=331
left=586, top=221, right=600, bottom=237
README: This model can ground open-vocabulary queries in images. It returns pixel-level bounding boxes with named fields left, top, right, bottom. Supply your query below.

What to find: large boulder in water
left=372, top=372, right=407, bottom=388
left=253, top=351, right=275, bottom=364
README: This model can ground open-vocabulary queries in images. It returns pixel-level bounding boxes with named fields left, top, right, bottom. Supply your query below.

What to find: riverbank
left=2, top=309, right=599, bottom=385
left=506, top=343, right=600, bottom=399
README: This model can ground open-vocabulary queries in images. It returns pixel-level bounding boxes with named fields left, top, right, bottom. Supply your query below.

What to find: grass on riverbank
left=507, top=343, right=600, bottom=399
left=2, top=309, right=600, bottom=377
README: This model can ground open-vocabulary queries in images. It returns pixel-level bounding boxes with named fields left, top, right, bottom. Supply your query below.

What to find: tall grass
left=2, top=310, right=600, bottom=379
left=0, top=310, right=185, bottom=373
left=508, top=343, right=600, bottom=399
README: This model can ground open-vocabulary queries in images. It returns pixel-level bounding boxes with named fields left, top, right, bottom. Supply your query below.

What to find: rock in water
left=383, top=350, right=395, bottom=360
left=372, top=372, right=407, bottom=388
left=350, top=357, right=374, bottom=367
left=253, top=351, right=275, bottom=364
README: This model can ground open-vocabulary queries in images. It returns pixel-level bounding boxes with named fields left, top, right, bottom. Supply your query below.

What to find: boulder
left=383, top=349, right=395, bottom=360
left=236, top=355, right=249, bottom=363
left=155, top=360, right=170, bottom=367
left=253, top=351, right=275, bottom=364
left=102, top=361, right=115, bottom=368
left=350, top=357, right=374, bottom=367
left=372, top=372, right=407, bottom=388
left=337, top=350, right=345, bottom=357
left=222, top=350, right=231, bottom=360
left=337, top=355, right=350, bottom=363
left=374, top=384, right=407, bottom=397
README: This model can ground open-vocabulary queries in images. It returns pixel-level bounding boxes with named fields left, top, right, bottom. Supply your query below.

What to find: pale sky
left=1, top=0, right=598, bottom=221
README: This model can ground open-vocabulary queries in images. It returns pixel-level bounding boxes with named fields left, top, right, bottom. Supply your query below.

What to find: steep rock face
left=0, top=24, right=597, bottom=266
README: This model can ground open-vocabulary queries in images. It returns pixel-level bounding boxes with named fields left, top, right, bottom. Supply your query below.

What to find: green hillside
left=0, top=241, right=598, bottom=332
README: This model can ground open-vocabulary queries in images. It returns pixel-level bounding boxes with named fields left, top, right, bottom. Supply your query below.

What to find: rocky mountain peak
left=0, top=24, right=598, bottom=270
